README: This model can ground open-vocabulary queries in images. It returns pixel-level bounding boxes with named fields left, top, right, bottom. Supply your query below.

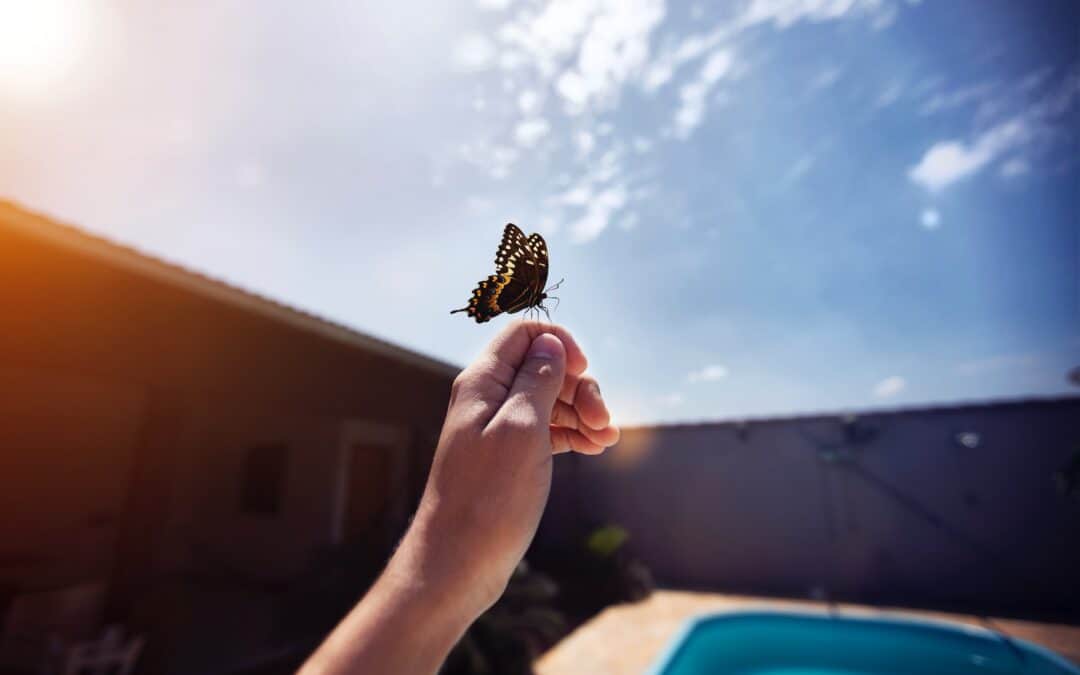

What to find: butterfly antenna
left=546, top=277, right=565, bottom=292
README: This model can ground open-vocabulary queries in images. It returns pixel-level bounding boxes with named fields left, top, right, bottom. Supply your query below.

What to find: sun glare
left=0, top=0, right=87, bottom=95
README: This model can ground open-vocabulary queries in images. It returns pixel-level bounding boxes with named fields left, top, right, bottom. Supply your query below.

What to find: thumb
left=500, top=332, right=566, bottom=426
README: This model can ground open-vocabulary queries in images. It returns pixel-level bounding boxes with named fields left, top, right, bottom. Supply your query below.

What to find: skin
left=300, top=321, right=619, bottom=674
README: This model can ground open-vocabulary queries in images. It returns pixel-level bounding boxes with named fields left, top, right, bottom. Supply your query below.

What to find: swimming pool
left=648, top=611, right=1079, bottom=675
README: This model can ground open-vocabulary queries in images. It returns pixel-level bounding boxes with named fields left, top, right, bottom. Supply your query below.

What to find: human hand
left=415, top=321, right=619, bottom=616
left=300, top=321, right=618, bottom=675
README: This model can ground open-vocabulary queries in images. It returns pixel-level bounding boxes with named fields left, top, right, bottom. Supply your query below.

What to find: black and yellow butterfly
left=451, top=223, right=560, bottom=323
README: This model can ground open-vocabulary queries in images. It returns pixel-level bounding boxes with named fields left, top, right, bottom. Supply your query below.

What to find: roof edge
left=0, top=199, right=462, bottom=379
left=618, top=393, right=1080, bottom=432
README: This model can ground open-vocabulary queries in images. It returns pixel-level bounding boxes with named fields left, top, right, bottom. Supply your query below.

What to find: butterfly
left=451, top=223, right=561, bottom=323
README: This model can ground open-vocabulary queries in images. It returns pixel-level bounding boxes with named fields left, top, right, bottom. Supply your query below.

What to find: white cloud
left=673, top=49, right=734, bottom=139
left=560, top=185, right=592, bottom=205
left=872, top=376, right=906, bottom=398
left=919, top=208, right=940, bottom=230
left=497, top=0, right=665, bottom=113
left=687, top=364, right=728, bottom=382
left=514, top=117, right=551, bottom=147
left=556, top=70, right=589, bottom=109
left=574, top=130, right=596, bottom=156
left=549, top=0, right=666, bottom=112
left=476, top=0, right=513, bottom=10
left=643, top=34, right=716, bottom=93
left=569, top=184, right=627, bottom=243
left=908, top=118, right=1027, bottom=192
left=517, top=89, right=540, bottom=113
left=739, top=0, right=895, bottom=30
left=999, top=157, right=1030, bottom=178
left=632, top=136, right=653, bottom=153
left=918, top=81, right=995, bottom=116
left=452, top=33, right=496, bottom=71
left=496, top=0, right=596, bottom=79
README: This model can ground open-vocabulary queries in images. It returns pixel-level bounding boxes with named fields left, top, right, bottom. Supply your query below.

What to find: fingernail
left=529, top=333, right=562, bottom=360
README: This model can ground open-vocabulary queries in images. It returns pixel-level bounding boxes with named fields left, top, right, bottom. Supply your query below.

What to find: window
left=240, top=444, right=288, bottom=516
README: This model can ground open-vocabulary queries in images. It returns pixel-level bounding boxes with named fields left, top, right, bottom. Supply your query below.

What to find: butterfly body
left=452, top=223, right=554, bottom=323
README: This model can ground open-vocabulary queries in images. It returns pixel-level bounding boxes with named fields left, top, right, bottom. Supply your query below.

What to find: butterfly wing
left=451, top=224, right=539, bottom=322
left=526, top=232, right=549, bottom=298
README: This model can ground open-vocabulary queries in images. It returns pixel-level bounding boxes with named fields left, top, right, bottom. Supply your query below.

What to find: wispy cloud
left=687, top=364, right=729, bottom=382
left=569, top=184, right=628, bottom=243
left=740, top=0, right=897, bottom=30
left=908, top=118, right=1028, bottom=192
left=909, top=65, right=1080, bottom=192
left=872, top=376, right=906, bottom=398
left=673, top=49, right=734, bottom=139
left=918, top=81, right=996, bottom=116
left=875, top=81, right=904, bottom=108
left=499, top=0, right=665, bottom=114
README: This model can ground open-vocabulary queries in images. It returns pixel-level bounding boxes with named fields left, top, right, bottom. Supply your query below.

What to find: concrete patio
left=535, top=590, right=1080, bottom=674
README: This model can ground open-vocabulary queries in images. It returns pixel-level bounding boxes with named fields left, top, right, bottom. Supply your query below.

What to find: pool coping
left=645, top=607, right=1080, bottom=675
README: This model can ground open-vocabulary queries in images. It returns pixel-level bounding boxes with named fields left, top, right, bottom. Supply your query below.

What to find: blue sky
left=1, top=0, right=1077, bottom=424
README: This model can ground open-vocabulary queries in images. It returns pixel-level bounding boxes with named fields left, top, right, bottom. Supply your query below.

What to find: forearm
left=299, top=514, right=484, bottom=675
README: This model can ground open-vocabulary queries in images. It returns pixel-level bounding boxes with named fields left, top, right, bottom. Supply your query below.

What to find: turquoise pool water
left=649, top=611, right=1079, bottom=675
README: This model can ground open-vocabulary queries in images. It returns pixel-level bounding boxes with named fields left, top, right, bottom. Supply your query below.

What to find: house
left=0, top=200, right=459, bottom=673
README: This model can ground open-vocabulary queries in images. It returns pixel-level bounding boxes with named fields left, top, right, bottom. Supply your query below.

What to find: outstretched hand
left=301, top=322, right=618, bottom=675
left=422, top=321, right=620, bottom=610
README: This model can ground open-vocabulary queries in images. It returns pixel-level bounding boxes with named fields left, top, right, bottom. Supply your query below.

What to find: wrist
left=394, top=502, right=504, bottom=624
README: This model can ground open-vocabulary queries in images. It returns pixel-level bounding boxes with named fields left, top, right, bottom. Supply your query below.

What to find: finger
left=477, top=321, right=587, bottom=392
left=551, top=401, right=621, bottom=447
left=571, top=374, right=610, bottom=430
left=489, top=333, right=566, bottom=432
left=582, top=422, right=620, bottom=447
left=551, top=426, right=605, bottom=455
left=550, top=400, right=580, bottom=430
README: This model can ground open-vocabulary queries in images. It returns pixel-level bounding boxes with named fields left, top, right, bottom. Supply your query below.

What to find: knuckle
left=450, top=371, right=471, bottom=399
